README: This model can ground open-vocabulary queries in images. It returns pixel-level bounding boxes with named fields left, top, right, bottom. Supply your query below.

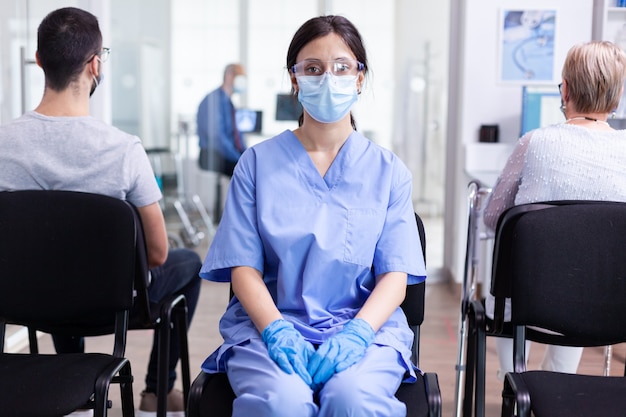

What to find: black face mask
left=89, top=73, right=102, bottom=97
left=89, top=58, right=103, bottom=97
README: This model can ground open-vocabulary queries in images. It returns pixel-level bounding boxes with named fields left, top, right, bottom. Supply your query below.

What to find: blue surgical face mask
left=296, top=73, right=358, bottom=124
left=233, top=75, right=247, bottom=94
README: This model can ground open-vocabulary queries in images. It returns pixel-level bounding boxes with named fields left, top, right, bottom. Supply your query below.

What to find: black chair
left=0, top=190, right=136, bottom=417
left=458, top=187, right=558, bottom=417
left=187, top=212, right=442, bottom=417
left=493, top=201, right=626, bottom=417
left=26, top=194, right=192, bottom=417
left=127, top=201, right=191, bottom=416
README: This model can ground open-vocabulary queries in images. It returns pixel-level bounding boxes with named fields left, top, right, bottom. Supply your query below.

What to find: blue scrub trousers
left=227, top=338, right=408, bottom=417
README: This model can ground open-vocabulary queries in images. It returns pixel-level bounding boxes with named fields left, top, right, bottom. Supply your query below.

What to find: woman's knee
left=233, top=378, right=316, bottom=417
left=319, top=371, right=404, bottom=416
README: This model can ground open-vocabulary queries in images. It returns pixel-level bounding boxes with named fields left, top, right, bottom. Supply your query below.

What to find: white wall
left=445, top=0, right=594, bottom=282
left=0, top=0, right=111, bottom=124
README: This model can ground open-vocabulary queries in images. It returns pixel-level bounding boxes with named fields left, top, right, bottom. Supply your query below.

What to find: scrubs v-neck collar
left=287, top=130, right=356, bottom=191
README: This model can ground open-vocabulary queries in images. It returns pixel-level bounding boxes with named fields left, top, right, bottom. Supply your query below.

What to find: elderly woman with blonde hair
left=484, top=40, right=626, bottom=380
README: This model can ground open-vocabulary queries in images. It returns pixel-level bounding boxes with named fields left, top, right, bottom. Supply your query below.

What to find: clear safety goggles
left=291, top=59, right=364, bottom=77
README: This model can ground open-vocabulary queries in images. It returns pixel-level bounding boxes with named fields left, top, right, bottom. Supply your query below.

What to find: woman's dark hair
left=287, top=15, right=368, bottom=130
left=37, top=7, right=102, bottom=91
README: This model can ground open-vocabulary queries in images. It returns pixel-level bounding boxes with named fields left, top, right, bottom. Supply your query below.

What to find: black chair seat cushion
left=197, top=372, right=431, bottom=417
left=198, top=373, right=234, bottom=417
left=0, top=353, right=125, bottom=416
left=519, top=371, right=626, bottom=417
left=395, top=374, right=429, bottom=417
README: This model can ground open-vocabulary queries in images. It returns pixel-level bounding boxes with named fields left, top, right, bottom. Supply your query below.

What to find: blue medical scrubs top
left=200, top=130, right=426, bottom=380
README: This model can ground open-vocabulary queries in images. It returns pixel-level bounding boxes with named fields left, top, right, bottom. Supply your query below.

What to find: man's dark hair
left=37, top=7, right=102, bottom=91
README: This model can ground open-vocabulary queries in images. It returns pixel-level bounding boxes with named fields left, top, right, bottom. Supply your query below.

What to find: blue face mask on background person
left=233, top=74, right=247, bottom=94
left=296, top=73, right=358, bottom=123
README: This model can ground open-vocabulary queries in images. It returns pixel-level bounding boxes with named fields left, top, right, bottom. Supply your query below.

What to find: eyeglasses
left=98, top=47, right=111, bottom=63
left=87, top=47, right=111, bottom=64
left=558, top=82, right=563, bottom=94
left=291, top=59, right=364, bottom=77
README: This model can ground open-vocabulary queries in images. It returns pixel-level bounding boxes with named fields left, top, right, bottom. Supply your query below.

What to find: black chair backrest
left=494, top=201, right=626, bottom=346
left=0, top=190, right=137, bottom=345
left=126, top=203, right=155, bottom=326
left=400, top=212, right=427, bottom=328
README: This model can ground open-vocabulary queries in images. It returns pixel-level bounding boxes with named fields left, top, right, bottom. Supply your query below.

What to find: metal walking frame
left=453, top=180, right=492, bottom=417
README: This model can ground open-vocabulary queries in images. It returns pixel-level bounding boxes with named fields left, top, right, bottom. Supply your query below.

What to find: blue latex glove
left=262, top=319, right=315, bottom=386
left=307, top=318, right=375, bottom=389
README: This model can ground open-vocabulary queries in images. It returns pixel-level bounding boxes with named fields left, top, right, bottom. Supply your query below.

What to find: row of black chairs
left=454, top=181, right=626, bottom=417
left=0, top=190, right=442, bottom=417
left=7, top=187, right=626, bottom=416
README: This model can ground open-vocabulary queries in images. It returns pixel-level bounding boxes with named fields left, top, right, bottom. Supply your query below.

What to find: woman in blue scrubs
left=200, top=15, right=427, bottom=417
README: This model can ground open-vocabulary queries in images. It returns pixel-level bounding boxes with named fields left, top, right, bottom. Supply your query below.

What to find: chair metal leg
left=94, top=374, right=110, bottom=417
left=474, top=314, right=487, bottom=417
left=95, top=360, right=134, bottom=417
left=157, top=315, right=172, bottom=417
left=462, top=312, right=477, bottom=417
left=156, top=296, right=190, bottom=417
left=118, top=362, right=136, bottom=417
left=461, top=299, right=487, bottom=417
left=501, top=377, right=516, bottom=417
left=174, top=301, right=191, bottom=411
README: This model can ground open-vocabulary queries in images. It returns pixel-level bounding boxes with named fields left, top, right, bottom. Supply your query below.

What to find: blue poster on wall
left=499, top=9, right=556, bottom=83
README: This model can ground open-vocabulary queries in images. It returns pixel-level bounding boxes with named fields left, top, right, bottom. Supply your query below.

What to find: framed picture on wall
left=498, top=9, right=556, bottom=83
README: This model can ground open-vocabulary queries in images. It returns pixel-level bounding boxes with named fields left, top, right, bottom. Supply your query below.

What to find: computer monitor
left=275, top=93, right=303, bottom=121
left=520, top=85, right=563, bottom=136
left=235, top=109, right=263, bottom=133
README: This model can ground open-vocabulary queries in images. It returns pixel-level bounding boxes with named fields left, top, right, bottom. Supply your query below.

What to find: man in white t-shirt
left=0, top=7, right=201, bottom=417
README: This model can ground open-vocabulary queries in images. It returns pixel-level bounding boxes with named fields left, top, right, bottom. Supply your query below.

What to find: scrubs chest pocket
left=343, top=208, right=385, bottom=266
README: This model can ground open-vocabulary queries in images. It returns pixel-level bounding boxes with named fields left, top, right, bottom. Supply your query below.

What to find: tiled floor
left=15, top=214, right=626, bottom=416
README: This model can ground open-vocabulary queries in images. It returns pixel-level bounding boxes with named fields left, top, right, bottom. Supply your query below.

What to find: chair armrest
left=503, top=372, right=532, bottom=417
left=424, top=372, right=442, bottom=417
left=158, top=293, right=187, bottom=315
left=468, top=298, right=487, bottom=335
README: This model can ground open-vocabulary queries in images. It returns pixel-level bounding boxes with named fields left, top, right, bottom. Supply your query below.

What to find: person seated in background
left=196, top=63, right=247, bottom=177
left=483, top=40, right=626, bottom=380
left=0, top=7, right=201, bottom=417
left=196, top=63, right=247, bottom=222
left=198, top=15, right=426, bottom=417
